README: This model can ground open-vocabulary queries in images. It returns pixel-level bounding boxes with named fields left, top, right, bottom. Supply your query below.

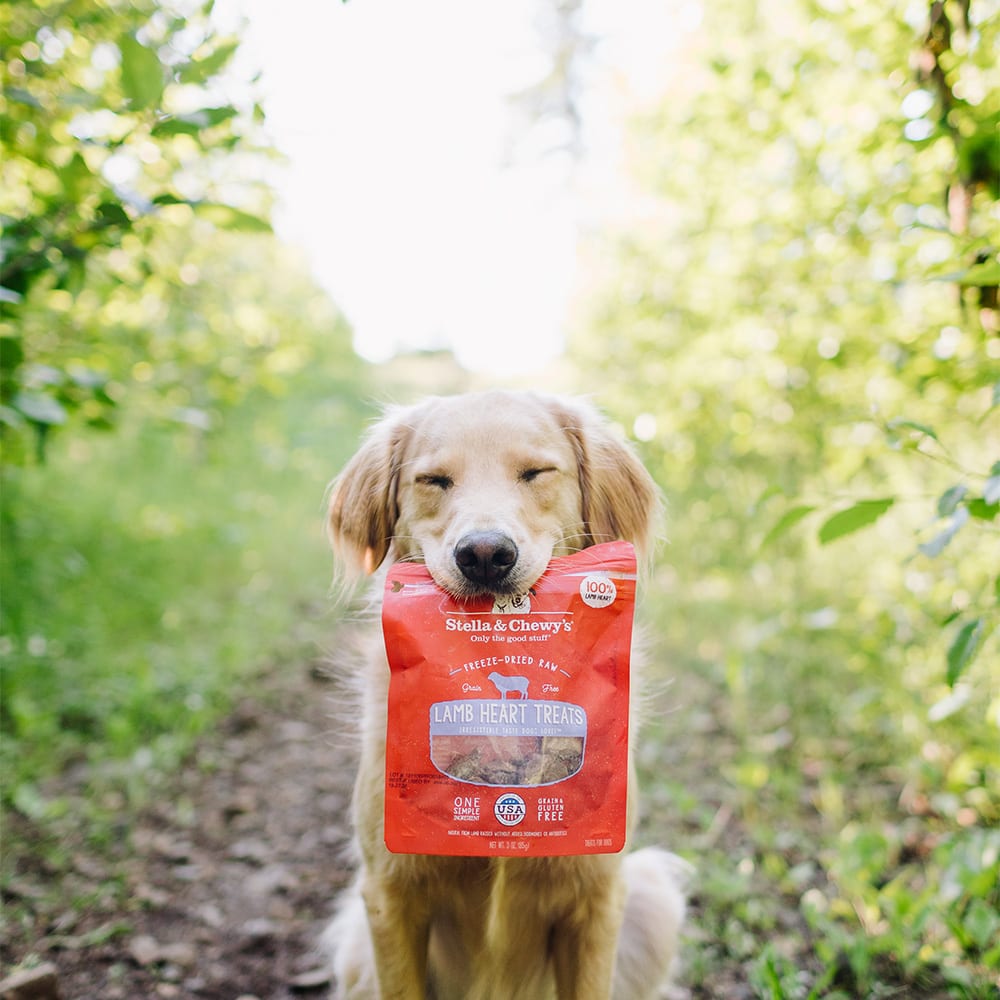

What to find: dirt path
left=3, top=646, right=759, bottom=1000
left=1, top=665, right=355, bottom=1000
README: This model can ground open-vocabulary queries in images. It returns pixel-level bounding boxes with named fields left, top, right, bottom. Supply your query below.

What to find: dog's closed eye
left=416, top=473, right=454, bottom=490
left=519, top=466, right=557, bottom=483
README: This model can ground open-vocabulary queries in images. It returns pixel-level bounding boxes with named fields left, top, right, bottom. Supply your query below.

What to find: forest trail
left=1, top=663, right=356, bottom=1000
left=2, top=635, right=770, bottom=1000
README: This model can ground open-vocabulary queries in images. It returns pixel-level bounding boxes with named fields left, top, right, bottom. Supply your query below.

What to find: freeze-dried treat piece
left=430, top=734, right=586, bottom=786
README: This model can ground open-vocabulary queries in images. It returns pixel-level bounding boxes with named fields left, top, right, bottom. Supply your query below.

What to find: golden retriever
left=323, top=390, right=687, bottom=1000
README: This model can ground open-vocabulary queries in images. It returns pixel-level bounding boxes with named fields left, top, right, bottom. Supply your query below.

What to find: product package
left=382, top=540, right=637, bottom=857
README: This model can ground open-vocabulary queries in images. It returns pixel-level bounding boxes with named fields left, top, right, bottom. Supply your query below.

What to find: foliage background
left=1, top=0, right=370, bottom=812
left=567, top=1, right=999, bottom=993
left=2, top=0, right=998, bottom=996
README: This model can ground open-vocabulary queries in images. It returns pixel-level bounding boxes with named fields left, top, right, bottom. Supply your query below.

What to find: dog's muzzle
left=453, top=531, right=518, bottom=589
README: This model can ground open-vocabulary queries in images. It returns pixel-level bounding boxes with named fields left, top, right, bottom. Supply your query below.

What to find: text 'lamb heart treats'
left=381, top=540, right=638, bottom=857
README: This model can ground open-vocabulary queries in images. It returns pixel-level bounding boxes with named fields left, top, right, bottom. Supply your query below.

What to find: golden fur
left=324, top=390, right=687, bottom=1000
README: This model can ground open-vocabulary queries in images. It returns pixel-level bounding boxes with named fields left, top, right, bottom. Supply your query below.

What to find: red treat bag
left=382, top=540, right=637, bottom=857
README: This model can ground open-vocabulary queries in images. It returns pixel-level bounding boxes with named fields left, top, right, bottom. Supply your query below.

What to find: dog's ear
left=552, top=398, right=662, bottom=558
left=327, top=409, right=412, bottom=576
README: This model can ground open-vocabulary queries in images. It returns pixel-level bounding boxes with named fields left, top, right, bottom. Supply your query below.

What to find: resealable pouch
left=382, top=540, right=637, bottom=857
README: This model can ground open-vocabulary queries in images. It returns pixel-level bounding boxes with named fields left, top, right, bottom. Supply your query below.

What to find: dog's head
left=327, top=391, right=660, bottom=599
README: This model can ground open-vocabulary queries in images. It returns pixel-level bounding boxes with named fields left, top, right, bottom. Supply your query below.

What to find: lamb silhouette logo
left=488, top=672, right=530, bottom=700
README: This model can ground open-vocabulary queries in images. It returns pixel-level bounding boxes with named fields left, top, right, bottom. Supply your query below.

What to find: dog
left=323, top=390, right=688, bottom=1000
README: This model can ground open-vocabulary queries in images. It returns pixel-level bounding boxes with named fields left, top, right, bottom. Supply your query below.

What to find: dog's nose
left=454, top=531, right=518, bottom=587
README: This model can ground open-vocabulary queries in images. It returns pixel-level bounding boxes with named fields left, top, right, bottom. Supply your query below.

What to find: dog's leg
left=549, top=877, right=627, bottom=1000
left=361, top=875, right=431, bottom=1000
left=611, top=848, right=690, bottom=1000
left=324, top=881, right=377, bottom=1000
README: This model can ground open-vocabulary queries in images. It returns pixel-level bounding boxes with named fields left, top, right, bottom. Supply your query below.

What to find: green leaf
left=887, top=418, right=938, bottom=442
left=984, top=474, right=1000, bottom=506
left=0, top=404, right=25, bottom=428
left=0, top=335, right=24, bottom=372
left=5, top=87, right=43, bottom=109
left=919, top=506, right=969, bottom=558
left=937, top=484, right=968, bottom=517
left=57, top=153, right=96, bottom=200
left=151, top=193, right=189, bottom=206
left=119, top=34, right=164, bottom=110
left=177, top=41, right=239, bottom=85
left=96, top=202, right=132, bottom=228
left=760, top=504, right=816, bottom=548
left=13, top=391, right=67, bottom=426
left=964, top=896, right=1000, bottom=950
left=25, top=364, right=63, bottom=388
left=818, top=499, right=894, bottom=545
left=67, top=366, right=109, bottom=391
left=56, top=256, right=88, bottom=297
left=957, top=259, right=1000, bottom=287
left=946, top=618, right=984, bottom=686
left=968, top=498, right=999, bottom=521
left=193, top=203, right=271, bottom=233
left=151, top=106, right=239, bottom=137
left=12, top=782, right=51, bottom=821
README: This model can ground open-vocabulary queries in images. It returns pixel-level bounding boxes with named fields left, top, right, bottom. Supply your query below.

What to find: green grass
left=0, top=365, right=376, bottom=818
left=634, top=544, right=1000, bottom=999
